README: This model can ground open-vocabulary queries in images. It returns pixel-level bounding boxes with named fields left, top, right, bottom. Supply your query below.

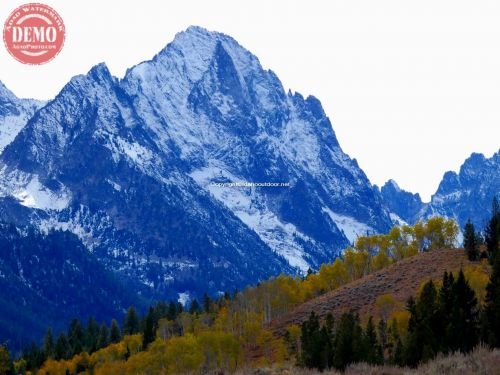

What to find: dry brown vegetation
left=272, top=249, right=479, bottom=334
left=237, top=346, right=500, bottom=374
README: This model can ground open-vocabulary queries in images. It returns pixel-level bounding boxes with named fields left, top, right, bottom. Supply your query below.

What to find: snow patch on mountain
left=389, top=212, right=408, bottom=226
left=11, top=176, right=71, bottom=210
left=37, top=206, right=120, bottom=253
left=0, top=169, right=71, bottom=210
left=116, top=137, right=154, bottom=164
left=190, top=164, right=311, bottom=272
left=431, top=190, right=465, bottom=205
left=322, top=207, right=374, bottom=244
left=106, top=179, right=122, bottom=192
left=40, top=217, right=95, bottom=249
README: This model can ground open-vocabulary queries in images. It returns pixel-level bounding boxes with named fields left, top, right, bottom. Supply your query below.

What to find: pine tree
left=24, top=342, right=44, bottom=370
left=43, top=328, right=55, bottom=359
left=333, top=311, right=363, bottom=370
left=320, top=313, right=335, bottom=369
left=299, top=311, right=334, bottom=370
left=463, top=220, right=480, bottom=261
left=485, top=197, right=500, bottom=262
left=392, top=338, right=404, bottom=366
left=483, top=255, right=500, bottom=347
left=417, top=280, right=439, bottom=363
left=377, top=318, right=387, bottom=362
left=142, top=307, right=156, bottom=349
left=203, top=293, right=212, bottom=313
left=189, top=299, right=201, bottom=314
left=167, top=301, right=178, bottom=320
left=403, top=297, right=420, bottom=367
left=404, top=282, right=440, bottom=367
left=123, top=306, right=140, bottom=335
left=439, top=272, right=454, bottom=316
left=68, top=319, right=84, bottom=356
left=96, top=323, right=109, bottom=350
left=55, top=332, right=70, bottom=360
left=438, top=271, right=455, bottom=352
left=300, top=311, right=323, bottom=369
left=449, top=270, right=479, bottom=353
left=152, top=301, right=168, bottom=320
left=364, top=316, right=383, bottom=365
left=110, top=319, right=121, bottom=343
left=86, top=317, right=99, bottom=353
left=176, top=302, right=184, bottom=315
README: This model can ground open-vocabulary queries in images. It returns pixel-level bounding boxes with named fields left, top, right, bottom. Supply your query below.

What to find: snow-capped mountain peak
left=0, top=25, right=393, bottom=306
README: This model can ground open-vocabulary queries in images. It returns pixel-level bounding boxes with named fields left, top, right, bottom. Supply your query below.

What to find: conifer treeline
left=464, top=197, right=500, bottom=262
left=299, top=258, right=500, bottom=371
left=298, top=269, right=482, bottom=370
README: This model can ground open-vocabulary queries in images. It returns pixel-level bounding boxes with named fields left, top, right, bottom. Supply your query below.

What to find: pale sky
left=1, top=0, right=499, bottom=201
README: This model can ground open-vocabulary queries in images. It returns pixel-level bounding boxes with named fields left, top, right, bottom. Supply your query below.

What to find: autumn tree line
left=0, top=199, right=498, bottom=373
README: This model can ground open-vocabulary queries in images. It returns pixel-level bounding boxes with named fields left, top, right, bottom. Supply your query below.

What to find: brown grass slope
left=271, top=249, right=472, bottom=334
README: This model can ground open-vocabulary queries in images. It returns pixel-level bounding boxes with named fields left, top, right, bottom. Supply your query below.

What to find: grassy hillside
left=272, top=249, right=484, bottom=334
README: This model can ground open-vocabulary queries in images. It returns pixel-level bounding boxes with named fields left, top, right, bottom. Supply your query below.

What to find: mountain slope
left=0, top=25, right=393, bottom=307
